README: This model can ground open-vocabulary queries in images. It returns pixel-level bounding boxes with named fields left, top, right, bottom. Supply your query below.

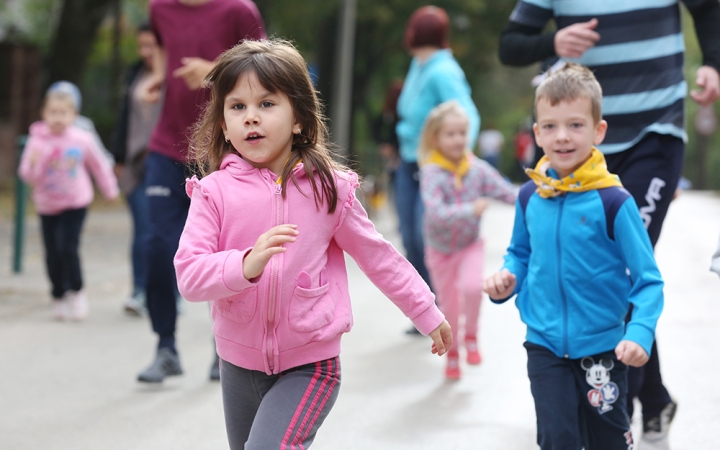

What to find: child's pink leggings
left=425, top=239, right=484, bottom=353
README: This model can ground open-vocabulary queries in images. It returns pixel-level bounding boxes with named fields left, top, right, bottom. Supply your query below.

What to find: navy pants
left=605, top=133, right=681, bottom=419
left=144, top=152, right=190, bottom=351
left=393, top=160, right=431, bottom=285
left=525, top=342, right=634, bottom=450
left=221, top=357, right=341, bottom=450
left=40, top=208, right=87, bottom=299
left=126, top=177, right=150, bottom=296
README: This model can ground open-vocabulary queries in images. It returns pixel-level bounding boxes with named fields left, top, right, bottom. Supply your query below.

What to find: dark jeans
left=126, top=177, right=150, bottom=296
left=393, top=160, right=431, bottom=285
left=605, top=132, right=682, bottom=419
left=40, top=208, right=87, bottom=299
left=145, top=152, right=190, bottom=350
left=525, top=342, right=633, bottom=450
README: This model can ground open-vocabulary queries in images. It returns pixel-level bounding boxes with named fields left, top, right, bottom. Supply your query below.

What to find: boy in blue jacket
left=483, top=63, right=664, bottom=450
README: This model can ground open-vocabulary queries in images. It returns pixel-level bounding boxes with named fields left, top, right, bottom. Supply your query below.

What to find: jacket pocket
left=289, top=270, right=335, bottom=332
left=215, top=287, right=258, bottom=324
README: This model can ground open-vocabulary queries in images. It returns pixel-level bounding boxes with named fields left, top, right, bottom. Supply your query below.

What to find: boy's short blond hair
left=534, top=63, right=602, bottom=124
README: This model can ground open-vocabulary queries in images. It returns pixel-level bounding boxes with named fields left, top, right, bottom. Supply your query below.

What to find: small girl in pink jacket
left=174, top=39, right=452, bottom=450
left=18, top=85, right=119, bottom=321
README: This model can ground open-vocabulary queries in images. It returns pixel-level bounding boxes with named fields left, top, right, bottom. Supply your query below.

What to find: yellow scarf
left=525, top=147, right=622, bottom=198
left=424, top=150, right=471, bottom=190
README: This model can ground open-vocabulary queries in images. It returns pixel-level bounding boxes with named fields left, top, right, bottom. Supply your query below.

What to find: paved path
left=1, top=191, right=718, bottom=449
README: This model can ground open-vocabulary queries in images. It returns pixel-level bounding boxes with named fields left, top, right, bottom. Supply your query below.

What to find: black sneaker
left=641, top=400, right=677, bottom=449
left=209, top=353, right=220, bottom=381
left=137, top=348, right=184, bottom=383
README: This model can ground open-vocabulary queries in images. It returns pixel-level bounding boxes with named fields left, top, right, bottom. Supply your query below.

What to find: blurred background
left=0, top=0, right=717, bottom=199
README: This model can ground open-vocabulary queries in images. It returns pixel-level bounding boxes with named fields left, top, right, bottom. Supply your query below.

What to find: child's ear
left=532, top=122, right=540, bottom=141
left=593, top=120, right=608, bottom=145
left=292, top=119, right=302, bottom=135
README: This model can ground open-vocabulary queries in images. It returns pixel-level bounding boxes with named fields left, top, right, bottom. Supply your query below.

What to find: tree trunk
left=45, top=0, right=116, bottom=89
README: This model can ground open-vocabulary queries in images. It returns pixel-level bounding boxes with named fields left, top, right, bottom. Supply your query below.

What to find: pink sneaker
left=445, top=351, right=461, bottom=380
left=465, top=335, right=482, bottom=365
left=67, top=290, right=89, bottom=321
left=52, top=299, right=69, bottom=321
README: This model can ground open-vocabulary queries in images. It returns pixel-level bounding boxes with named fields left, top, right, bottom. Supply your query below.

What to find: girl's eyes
left=229, top=101, right=274, bottom=110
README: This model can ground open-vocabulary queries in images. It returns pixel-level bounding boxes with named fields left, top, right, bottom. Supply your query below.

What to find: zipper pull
left=275, top=183, right=281, bottom=194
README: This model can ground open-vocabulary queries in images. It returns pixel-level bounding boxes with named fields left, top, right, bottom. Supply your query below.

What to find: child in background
left=174, top=39, right=452, bottom=449
left=419, top=101, right=517, bottom=380
left=18, top=87, right=119, bottom=321
left=483, top=63, right=664, bottom=449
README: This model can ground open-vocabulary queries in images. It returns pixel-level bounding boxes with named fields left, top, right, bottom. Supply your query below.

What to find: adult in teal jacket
left=395, top=6, right=480, bottom=305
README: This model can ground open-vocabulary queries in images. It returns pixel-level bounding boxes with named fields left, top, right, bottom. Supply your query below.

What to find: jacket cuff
left=410, top=299, right=445, bottom=336
left=222, top=248, right=258, bottom=292
left=623, top=323, right=655, bottom=357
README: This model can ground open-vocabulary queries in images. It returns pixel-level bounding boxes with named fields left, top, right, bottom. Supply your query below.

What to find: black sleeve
left=498, top=21, right=558, bottom=67
left=683, top=0, right=720, bottom=72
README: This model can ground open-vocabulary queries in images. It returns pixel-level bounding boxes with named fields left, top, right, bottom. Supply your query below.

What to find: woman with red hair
left=395, top=5, right=480, bottom=333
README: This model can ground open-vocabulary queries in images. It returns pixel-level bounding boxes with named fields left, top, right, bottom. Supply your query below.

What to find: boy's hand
left=615, top=340, right=649, bottom=367
left=483, top=269, right=517, bottom=300
left=429, top=320, right=453, bottom=356
left=243, top=224, right=298, bottom=280
left=473, top=198, right=489, bottom=217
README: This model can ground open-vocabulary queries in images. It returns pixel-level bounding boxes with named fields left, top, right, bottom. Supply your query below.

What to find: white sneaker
left=67, top=290, right=89, bottom=321
left=52, top=298, right=69, bottom=321
left=640, top=400, right=677, bottom=450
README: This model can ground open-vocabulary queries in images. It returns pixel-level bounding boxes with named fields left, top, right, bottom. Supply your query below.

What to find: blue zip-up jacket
left=494, top=180, right=664, bottom=359
left=396, top=49, right=480, bottom=163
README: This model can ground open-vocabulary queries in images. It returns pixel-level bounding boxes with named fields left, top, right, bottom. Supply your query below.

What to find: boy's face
left=42, top=97, right=77, bottom=135
left=533, top=96, right=607, bottom=178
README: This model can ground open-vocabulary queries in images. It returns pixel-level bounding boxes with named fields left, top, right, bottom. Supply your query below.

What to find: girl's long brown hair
left=189, top=38, right=345, bottom=213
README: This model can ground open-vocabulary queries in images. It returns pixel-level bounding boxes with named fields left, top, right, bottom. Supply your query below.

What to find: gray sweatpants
left=220, top=357, right=341, bottom=450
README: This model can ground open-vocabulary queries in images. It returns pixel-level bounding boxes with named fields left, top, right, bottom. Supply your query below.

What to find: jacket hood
left=185, top=152, right=308, bottom=197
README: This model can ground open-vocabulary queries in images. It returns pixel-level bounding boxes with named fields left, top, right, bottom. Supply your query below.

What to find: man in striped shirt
left=498, top=1, right=720, bottom=449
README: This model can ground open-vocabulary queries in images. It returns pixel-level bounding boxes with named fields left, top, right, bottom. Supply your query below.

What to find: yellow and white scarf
left=424, top=150, right=471, bottom=190
left=525, top=148, right=622, bottom=198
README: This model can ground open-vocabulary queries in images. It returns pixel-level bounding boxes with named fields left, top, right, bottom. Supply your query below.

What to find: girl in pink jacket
left=174, top=39, right=452, bottom=450
left=18, top=87, right=119, bottom=321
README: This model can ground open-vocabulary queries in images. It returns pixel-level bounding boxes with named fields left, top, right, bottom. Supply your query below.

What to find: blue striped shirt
left=510, top=0, right=692, bottom=153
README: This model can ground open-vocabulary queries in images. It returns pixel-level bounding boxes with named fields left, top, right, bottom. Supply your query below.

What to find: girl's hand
left=473, top=198, right=489, bottom=217
left=243, top=224, right=299, bottom=280
left=615, top=340, right=649, bottom=367
left=483, top=269, right=517, bottom=300
left=429, top=320, right=453, bottom=356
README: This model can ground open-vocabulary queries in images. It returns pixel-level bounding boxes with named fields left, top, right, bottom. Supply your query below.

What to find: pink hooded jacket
left=175, top=154, right=442, bottom=375
left=18, top=122, right=119, bottom=214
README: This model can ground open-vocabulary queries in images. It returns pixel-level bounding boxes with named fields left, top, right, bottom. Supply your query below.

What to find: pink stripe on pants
left=425, top=239, right=485, bottom=352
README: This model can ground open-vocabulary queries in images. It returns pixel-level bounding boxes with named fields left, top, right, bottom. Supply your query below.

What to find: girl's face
left=221, top=71, right=300, bottom=175
left=436, top=114, right=468, bottom=163
left=42, top=97, right=77, bottom=135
